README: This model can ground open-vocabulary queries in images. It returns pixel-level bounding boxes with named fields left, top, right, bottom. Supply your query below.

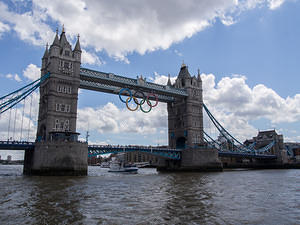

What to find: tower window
left=65, top=50, right=70, bottom=56
left=64, top=62, right=69, bottom=69
left=66, top=105, right=70, bottom=112
left=61, top=104, right=65, bottom=112
left=55, top=119, right=59, bottom=130
left=64, top=120, right=69, bottom=131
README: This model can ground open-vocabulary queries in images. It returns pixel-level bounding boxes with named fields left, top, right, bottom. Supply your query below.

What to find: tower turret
left=73, top=34, right=81, bottom=62
left=42, top=43, right=49, bottom=70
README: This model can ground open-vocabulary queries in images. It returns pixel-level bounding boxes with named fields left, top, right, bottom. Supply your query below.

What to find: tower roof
left=197, top=69, right=202, bottom=81
left=167, top=74, right=171, bottom=86
left=74, top=34, right=81, bottom=52
left=51, top=30, right=60, bottom=47
left=59, top=26, right=71, bottom=48
left=42, top=43, right=49, bottom=59
left=178, top=63, right=191, bottom=79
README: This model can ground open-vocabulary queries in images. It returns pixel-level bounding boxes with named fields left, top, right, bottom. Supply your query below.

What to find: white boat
left=108, top=155, right=138, bottom=173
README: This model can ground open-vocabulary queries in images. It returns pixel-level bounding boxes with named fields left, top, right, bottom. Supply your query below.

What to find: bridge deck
left=79, top=67, right=188, bottom=103
left=0, top=141, right=277, bottom=160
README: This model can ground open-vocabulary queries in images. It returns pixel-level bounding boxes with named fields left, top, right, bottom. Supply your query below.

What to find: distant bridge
left=0, top=141, right=277, bottom=160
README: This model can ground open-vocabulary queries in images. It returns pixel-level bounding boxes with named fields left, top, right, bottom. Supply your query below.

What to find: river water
left=0, top=165, right=299, bottom=225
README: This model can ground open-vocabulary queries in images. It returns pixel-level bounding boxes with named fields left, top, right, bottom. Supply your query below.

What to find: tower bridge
left=0, top=29, right=286, bottom=175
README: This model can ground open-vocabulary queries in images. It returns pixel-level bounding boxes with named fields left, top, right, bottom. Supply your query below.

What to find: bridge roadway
left=0, top=141, right=277, bottom=160
left=79, top=67, right=188, bottom=103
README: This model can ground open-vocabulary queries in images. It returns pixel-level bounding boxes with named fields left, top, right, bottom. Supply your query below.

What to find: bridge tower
left=168, top=63, right=203, bottom=149
left=159, top=63, right=222, bottom=171
left=23, top=29, right=88, bottom=175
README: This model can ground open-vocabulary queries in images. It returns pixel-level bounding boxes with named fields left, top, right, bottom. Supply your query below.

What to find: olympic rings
left=133, top=90, right=145, bottom=105
left=140, top=100, right=152, bottom=113
left=119, top=88, right=132, bottom=103
left=146, top=93, right=158, bottom=107
left=119, top=88, right=158, bottom=113
left=126, top=96, right=139, bottom=111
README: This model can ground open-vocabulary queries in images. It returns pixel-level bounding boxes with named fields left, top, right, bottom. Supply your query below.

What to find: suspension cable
left=13, top=106, right=17, bottom=140
left=27, top=94, right=33, bottom=142
left=7, top=108, right=12, bottom=141
left=20, top=99, right=25, bottom=141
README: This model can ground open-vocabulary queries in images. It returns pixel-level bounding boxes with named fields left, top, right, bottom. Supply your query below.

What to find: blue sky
left=0, top=0, right=300, bottom=154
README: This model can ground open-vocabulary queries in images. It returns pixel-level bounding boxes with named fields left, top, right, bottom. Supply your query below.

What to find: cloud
left=148, top=72, right=176, bottom=85
left=0, top=1, right=54, bottom=46
left=81, top=49, right=103, bottom=66
left=174, top=49, right=183, bottom=57
left=6, top=73, right=22, bottom=82
left=77, top=102, right=168, bottom=135
left=201, top=72, right=300, bottom=125
left=23, top=64, right=40, bottom=81
left=0, top=0, right=289, bottom=62
left=268, top=0, right=286, bottom=9
left=0, top=21, right=9, bottom=38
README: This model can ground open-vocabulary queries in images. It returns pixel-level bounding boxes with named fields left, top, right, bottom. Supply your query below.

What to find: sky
left=0, top=0, right=300, bottom=157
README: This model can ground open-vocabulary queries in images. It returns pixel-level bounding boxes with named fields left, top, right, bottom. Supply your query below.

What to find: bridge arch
left=176, top=137, right=186, bottom=149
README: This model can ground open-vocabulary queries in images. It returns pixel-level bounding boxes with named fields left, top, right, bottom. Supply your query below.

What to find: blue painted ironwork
left=203, top=103, right=276, bottom=154
left=0, top=140, right=35, bottom=150
left=218, top=151, right=277, bottom=159
left=0, top=140, right=276, bottom=160
left=79, top=67, right=187, bottom=103
left=0, top=73, right=49, bottom=115
left=88, top=145, right=181, bottom=160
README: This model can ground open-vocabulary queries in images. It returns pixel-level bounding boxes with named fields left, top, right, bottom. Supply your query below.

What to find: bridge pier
left=24, top=141, right=88, bottom=176
left=157, top=147, right=223, bottom=172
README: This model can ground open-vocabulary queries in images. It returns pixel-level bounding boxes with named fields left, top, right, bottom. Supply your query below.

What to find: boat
left=108, top=154, right=138, bottom=173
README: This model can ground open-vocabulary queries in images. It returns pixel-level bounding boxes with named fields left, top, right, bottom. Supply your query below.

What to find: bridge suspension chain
left=203, top=103, right=274, bottom=154
left=27, top=94, right=33, bottom=141
left=0, top=72, right=49, bottom=115
left=20, top=99, right=25, bottom=141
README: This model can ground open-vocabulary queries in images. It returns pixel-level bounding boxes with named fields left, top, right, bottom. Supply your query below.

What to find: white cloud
left=23, top=64, right=40, bottom=81
left=149, top=72, right=176, bottom=85
left=6, top=73, right=22, bottom=82
left=268, top=0, right=286, bottom=9
left=81, top=49, right=103, bottom=66
left=201, top=72, right=300, bottom=128
left=0, top=21, right=9, bottom=38
left=174, top=49, right=183, bottom=57
left=77, top=101, right=168, bottom=135
left=0, top=1, right=289, bottom=62
left=0, top=2, right=54, bottom=46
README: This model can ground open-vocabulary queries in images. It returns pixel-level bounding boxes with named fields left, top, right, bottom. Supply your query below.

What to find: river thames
left=0, top=165, right=299, bottom=225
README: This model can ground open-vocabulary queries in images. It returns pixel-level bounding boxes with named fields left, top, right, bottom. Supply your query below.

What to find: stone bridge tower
left=23, top=29, right=88, bottom=176
left=159, top=63, right=222, bottom=171
left=167, top=63, right=203, bottom=149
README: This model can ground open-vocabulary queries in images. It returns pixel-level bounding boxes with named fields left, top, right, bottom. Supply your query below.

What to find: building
left=125, top=151, right=159, bottom=166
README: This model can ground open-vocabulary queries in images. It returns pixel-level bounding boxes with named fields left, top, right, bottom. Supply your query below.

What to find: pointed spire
left=181, top=60, right=186, bottom=69
left=167, top=74, right=171, bottom=86
left=178, top=62, right=191, bottom=79
left=59, top=25, right=70, bottom=48
left=51, top=30, right=60, bottom=47
left=74, top=34, right=81, bottom=52
left=197, top=69, right=201, bottom=80
left=43, top=43, right=49, bottom=58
